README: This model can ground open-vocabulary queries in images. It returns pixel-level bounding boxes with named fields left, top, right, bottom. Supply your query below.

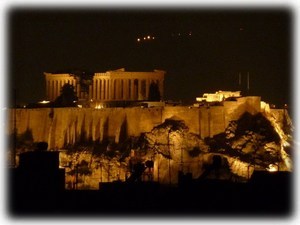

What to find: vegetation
left=54, top=83, right=78, bottom=107
left=148, top=82, right=161, bottom=101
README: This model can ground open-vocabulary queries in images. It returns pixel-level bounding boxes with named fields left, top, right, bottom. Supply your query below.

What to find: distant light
left=143, top=37, right=146, bottom=40
left=137, top=38, right=140, bottom=42
left=77, top=105, right=82, bottom=108
left=178, top=33, right=181, bottom=36
left=189, top=31, right=192, bottom=36
left=147, top=35, right=151, bottom=39
left=95, top=104, right=104, bottom=109
left=152, top=36, right=155, bottom=39
left=39, top=100, right=50, bottom=104
left=283, top=142, right=290, bottom=147
left=266, top=164, right=278, bottom=172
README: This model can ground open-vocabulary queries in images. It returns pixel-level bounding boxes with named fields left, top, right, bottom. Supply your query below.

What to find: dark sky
left=8, top=7, right=292, bottom=107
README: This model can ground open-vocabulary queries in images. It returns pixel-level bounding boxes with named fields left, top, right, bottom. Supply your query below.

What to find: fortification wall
left=6, top=96, right=263, bottom=149
left=162, top=106, right=200, bottom=134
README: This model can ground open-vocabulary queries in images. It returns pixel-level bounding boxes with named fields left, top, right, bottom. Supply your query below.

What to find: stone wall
left=7, top=97, right=262, bottom=149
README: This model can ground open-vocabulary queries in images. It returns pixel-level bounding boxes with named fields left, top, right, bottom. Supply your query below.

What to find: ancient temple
left=44, top=68, right=165, bottom=103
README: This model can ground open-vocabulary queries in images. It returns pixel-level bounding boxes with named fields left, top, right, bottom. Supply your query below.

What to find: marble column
left=97, top=78, right=103, bottom=100
left=57, top=80, right=60, bottom=97
left=124, top=79, right=128, bottom=100
left=118, top=79, right=120, bottom=100
left=94, top=79, right=97, bottom=100
left=97, top=79, right=100, bottom=100
left=93, top=79, right=96, bottom=100
left=103, top=79, right=106, bottom=100
left=52, top=80, right=54, bottom=100
left=117, top=79, right=120, bottom=100
left=106, top=79, right=109, bottom=100
left=116, top=79, right=120, bottom=100
left=104, top=80, right=106, bottom=100
left=59, top=80, right=62, bottom=94
left=96, top=79, right=99, bottom=100
left=95, top=79, right=98, bottom=100
left=131, top=80, right=134, bottom=100
left=120, top=79, right=125, bottom=100
left=54, top=80, right=56, bottom=99
left=112, top=79, right=115, bottom=100
left=110, top=79, right=113, bottom=100
left=53, top=80, right=56, bottom=100
left=51, top=80, right=54, bottom=100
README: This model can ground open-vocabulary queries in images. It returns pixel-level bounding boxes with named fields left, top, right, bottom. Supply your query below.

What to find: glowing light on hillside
left=267, top=110, right=292, bottom=171
left=95, top=104, right=104, bottom=109
left=283, top=142, right=290, bottom=147
left=137, top=35, right=155, bottom=42
left=266, top=164, right=278, bottom=172
left=39, top=100, right=50, bottom=104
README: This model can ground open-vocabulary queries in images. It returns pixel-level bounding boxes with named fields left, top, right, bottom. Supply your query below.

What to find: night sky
left=8, top=8, right=292, bottom=107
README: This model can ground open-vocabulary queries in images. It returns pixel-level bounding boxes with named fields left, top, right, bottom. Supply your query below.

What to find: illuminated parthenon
left=44, top=68, right=165, bottom=102
left=44, top=73, right=79, bottom=101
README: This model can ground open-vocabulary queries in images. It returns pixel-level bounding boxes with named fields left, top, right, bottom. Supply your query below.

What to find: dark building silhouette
left=9, top=142, right=65, bottom=215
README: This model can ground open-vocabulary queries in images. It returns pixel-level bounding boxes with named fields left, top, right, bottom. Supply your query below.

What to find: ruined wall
left=7, top=107, right=163, bottom=149
left=6, top=96, right=263, bottom=149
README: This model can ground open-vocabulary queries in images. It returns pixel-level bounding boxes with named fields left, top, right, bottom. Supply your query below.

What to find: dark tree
left=148, top=82, right=161, bottom=101
left=54, top=83, right=78, bottom=107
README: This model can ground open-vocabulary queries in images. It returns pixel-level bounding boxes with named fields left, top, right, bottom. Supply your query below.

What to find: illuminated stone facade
left=44, top=68, right=165, bottom=102
left=196, top=90, right=241, bottom=102
left=44, top=73, right=79, bottom=101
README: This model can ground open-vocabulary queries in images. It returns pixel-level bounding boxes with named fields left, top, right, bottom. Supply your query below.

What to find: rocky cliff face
left=6, top=97, right=263, bottom=150
left=7, top=105, right=292, bottom=189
